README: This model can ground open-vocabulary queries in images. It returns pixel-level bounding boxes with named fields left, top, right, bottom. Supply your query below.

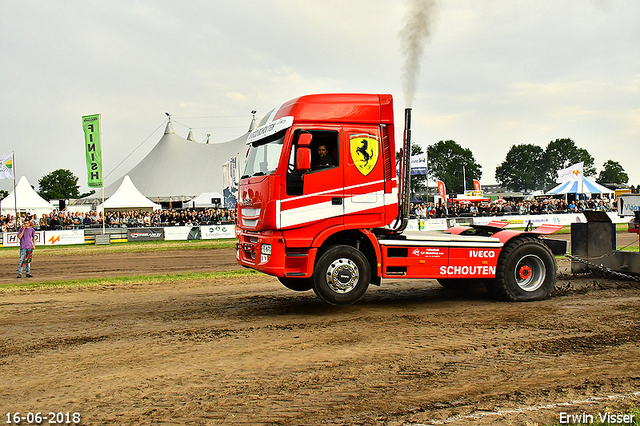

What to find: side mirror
left=298, top=133, right=312, bottom=147
left=295, top=147, right=311, bottom=172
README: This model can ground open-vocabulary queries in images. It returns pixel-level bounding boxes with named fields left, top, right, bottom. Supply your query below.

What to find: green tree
left=427, top=140, right=482, bottom=195
left=38, top=169, right=93, bottom=200
left=543, top=138, right=595, bottom=188
left=0, top=189, right=8, bottom=200
left=597, top=160, right=628, bottom=184
left=495, top=144, right=546, bottom=192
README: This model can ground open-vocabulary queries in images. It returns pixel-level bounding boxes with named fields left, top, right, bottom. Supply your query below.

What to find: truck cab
left=237, top=94, right=398, bottom=281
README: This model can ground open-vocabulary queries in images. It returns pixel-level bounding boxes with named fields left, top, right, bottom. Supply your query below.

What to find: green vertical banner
left=82, top=114, right=103, bottom=188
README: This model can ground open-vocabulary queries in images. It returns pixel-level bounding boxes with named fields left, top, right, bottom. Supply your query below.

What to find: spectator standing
left=83, top=213, right=93, bottom=227
left=16, top=218, right=36, bottom=278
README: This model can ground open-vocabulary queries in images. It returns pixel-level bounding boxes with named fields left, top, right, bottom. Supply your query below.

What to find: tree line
left=0, top=169, right=95, bottom=202
left=0, top=138, right=633, bottom=203
left=409, top=137, right=632, bottom=195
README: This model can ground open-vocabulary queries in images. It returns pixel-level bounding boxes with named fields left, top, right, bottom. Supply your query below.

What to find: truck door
left=343, top=126, right=386, bottom=228
left=281, top=128, right=344, bottom=244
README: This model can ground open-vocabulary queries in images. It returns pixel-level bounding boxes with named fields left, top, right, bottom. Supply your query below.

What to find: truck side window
left=286, top=130, right=339, bottom=196
left=309, top=130, right=339, bottom=170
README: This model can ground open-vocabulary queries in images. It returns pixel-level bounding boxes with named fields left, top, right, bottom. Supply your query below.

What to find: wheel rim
left=514, top=254, right=546, bottom=292
left=325, top=257, right=359, bottom=293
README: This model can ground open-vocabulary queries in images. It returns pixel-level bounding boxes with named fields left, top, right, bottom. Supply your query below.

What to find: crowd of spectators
left=409, top=197, right=617, bottom=219
left=0, top=197, right=618, bottom=232
left=0, top=208, right=236, bottom=232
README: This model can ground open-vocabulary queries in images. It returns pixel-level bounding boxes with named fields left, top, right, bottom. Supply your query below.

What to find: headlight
left=261, top=244, right=272, bottom=255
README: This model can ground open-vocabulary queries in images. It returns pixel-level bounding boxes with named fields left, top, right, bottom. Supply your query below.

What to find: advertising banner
left=405, top=218, right=448, bottom=232
left=44, top=230, right=85, bottom=246
left=410, top=153, right=427, bottom=175
left=201, top=225, right=236, bottom=239
left=437, top=180, right=446, bottom=199
left=618, top=194, right=640, bottom=217
left=472, top=212, right=626, bottom=228
left=82, top=114, right=103, bottom=188
left=163, top=226, right=201, bottom=241
left=2, top=231, right=45, bottom=248
left=127, top=228, right=164, bottom=242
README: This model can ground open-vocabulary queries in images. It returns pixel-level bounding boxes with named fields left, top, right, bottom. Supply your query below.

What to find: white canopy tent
left=184, top=192, right=223, bottom=209
left=98, top=175, right=161, bottom=212
left=0, top=176, right=54, bottom=216
left=546, top=176, right=614, bottom=196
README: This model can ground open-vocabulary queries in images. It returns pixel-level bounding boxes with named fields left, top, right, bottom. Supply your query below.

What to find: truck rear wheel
left=313, top=245, right=370, bottom=306
left=277, top=276, right=314, bottom=292
left=486, top=237, right=557, bottom=301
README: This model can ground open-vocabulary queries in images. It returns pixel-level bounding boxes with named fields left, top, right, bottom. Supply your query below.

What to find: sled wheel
left=277, top=276, right=314, bottom=292
left=486, top=237, right=557, bottom=301
left=313, top=245, right=370, bottom=306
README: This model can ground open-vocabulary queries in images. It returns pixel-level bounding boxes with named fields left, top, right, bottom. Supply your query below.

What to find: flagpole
left=426, top=153, right=429, bottom=204
left=463, top=165, right=467, bottom=192
left=99, top=114, right=105, bottom=235
left=12, top=151, right=18, bottom=225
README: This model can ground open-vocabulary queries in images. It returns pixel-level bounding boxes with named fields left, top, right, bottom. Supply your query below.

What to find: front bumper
left=236, top=230, right=316, bottom=278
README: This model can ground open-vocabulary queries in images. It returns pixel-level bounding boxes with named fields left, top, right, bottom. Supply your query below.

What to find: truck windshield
left=242, top=130, right=285, bottom=178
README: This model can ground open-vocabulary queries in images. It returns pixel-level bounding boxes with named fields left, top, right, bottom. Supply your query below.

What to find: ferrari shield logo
left=349, top=134, right=379, bottom=176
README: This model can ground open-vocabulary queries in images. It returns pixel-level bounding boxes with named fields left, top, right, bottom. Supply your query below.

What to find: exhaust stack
left=389, top=108, right=412, bottom=234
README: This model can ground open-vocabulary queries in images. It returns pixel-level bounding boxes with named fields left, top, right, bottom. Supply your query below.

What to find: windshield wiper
left=240, top=174, right=250, bottom=179
left=252, top=172, right=267, bottom=177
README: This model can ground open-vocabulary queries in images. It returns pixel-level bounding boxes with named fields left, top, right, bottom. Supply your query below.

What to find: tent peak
left=249, top=110, right=257, bottom=132
left=164, top=121, right=175, bottom=135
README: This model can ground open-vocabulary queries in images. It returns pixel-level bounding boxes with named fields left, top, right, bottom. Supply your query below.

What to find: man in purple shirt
left=17, top=218, right=36, bottom=278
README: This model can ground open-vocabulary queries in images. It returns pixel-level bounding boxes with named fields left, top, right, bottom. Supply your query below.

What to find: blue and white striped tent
left=546, top=176, right=613, bottom=195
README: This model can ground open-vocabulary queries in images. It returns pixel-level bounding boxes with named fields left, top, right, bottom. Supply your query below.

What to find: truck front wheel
left=313, top=245, right=370, bottom=306
left=486, top=237, right=557, bottom=301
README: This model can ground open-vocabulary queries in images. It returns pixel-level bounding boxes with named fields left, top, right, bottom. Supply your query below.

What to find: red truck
left=236, top=93, right=566, bottom=306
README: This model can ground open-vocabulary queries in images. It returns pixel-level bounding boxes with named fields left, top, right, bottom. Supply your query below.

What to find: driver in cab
left=316, top=144, right=336, bottom=167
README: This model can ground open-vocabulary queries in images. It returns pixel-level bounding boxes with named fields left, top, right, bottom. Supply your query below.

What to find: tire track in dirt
left=1, top=255, right=639, bottom=425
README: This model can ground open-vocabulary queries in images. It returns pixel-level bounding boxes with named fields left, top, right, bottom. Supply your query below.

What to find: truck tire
left=277, top=276, right=313, bottom=292
left=486, top=236, right=557, bottom=302
left=313, top=245, right=370, bottom=306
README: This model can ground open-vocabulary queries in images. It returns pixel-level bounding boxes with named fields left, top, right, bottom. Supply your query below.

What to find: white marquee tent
left=0, top=176, right=54, bottom=216
left=98, top=175, right=161, bottom=212
left=99, top=120, right=251, bottom=200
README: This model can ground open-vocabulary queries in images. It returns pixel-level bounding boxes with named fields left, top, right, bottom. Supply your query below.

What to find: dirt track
left=1, top=237, right=639, bottom=425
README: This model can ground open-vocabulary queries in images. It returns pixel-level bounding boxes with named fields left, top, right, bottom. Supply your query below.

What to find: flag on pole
left=0, top=153, right=14, bottom=179
left=437, top=180, right=447, bottom=200
left=410, top=153, right=428, bottom=175
left=473, top=179, right=481, bottom=191
left=556, top=162, right=583, bottom=184
left=82, top=114, right=103, bottom=188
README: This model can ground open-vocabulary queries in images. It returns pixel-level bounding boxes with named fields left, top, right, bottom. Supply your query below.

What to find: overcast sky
left=1, top=0, right=639, bottom=195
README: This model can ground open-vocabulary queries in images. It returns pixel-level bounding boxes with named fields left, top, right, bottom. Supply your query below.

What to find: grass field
left=0, top=238, right=237, bottom=258
left=0, top=269, right=258, bottom=292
